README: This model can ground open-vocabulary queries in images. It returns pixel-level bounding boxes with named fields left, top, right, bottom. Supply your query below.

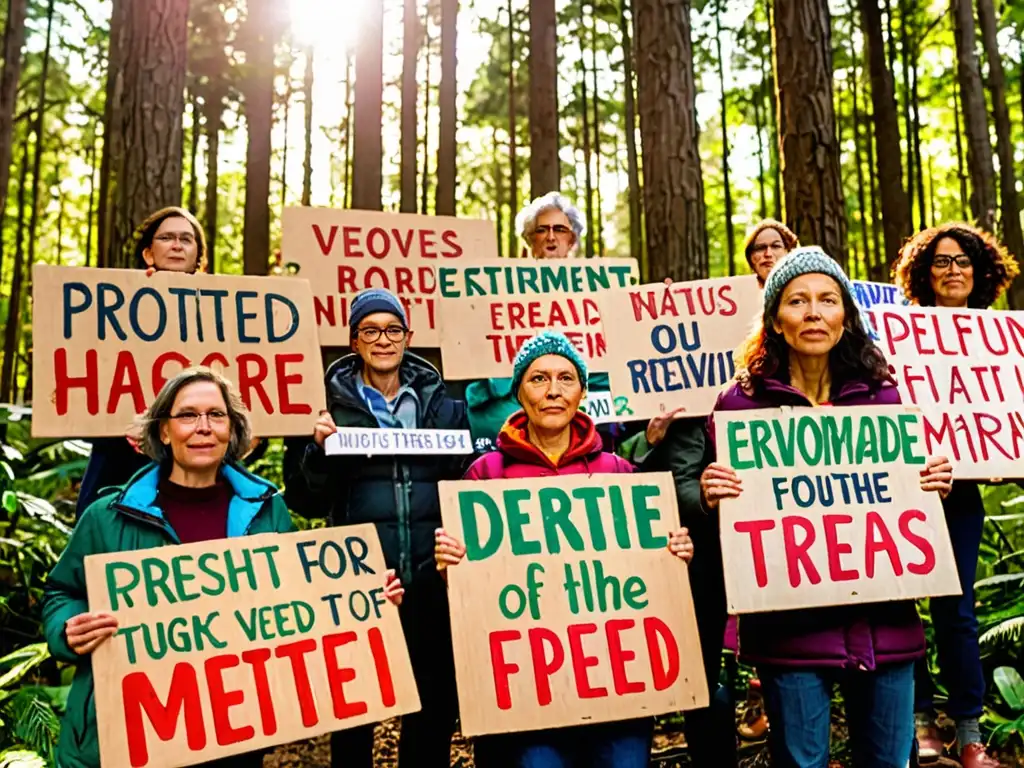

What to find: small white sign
left=325, top=427, right=474, bottom=455
left=579, top=391, right=616, bottom=424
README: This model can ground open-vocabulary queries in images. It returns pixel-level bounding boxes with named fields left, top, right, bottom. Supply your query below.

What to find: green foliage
left=0, top=644, right=65, bottom=763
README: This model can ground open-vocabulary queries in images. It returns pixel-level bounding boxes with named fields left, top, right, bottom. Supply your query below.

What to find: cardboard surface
left=85, top=525, right=419, bottom=768
left=438, top=472, right=708, bottom=736
left=716, top=406, right=961, bottom=614
left=31, top=265, right=325, bottom=437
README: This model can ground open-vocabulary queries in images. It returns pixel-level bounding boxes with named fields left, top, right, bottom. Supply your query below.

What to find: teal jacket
left=42, top=462, right=294, bottom=768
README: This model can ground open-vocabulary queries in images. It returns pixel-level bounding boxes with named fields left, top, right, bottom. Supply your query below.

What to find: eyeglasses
left=534, top=225, right=573, bottom=238
left=168, top=410, right=229, bottom=428
left=931, top=254, right=972, bottom=270
left=750, top=241, right=787, bottom=257
left=357, top=325, right=408, bottom=343
left=154, top=232, right=196, bottom=246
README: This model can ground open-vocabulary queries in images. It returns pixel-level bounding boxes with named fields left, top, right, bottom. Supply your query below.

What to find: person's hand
left=383, top=569, right=404, bottom=607
left=434, top=528, right=466, bottom=580
left=65, top=612, right=118, bottom=655
left=734, top=368, right=754, bottom=396
left=313, top=410, right=337, bottom=448
left=144, top=267, right=156, bottom=277
left=668, top=527, right=694, bottom=563
left=645, top=406, right=688, bottom=448
left=920, top=456, right=953, bottom=499
left=700, top=462, right=743, bottom=509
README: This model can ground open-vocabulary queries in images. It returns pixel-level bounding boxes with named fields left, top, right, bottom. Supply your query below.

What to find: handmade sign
left=281, top=207, right=498, bottom=347
left=325, top=428, right=473, bottom=455
left=596, top=276, right=762, bottom=421
left=715, top=406, right=960, bottom=614
left=850, top=280, right=911, bottom=340
left=31, top=265, right=325, bottom=437
left=437, top=258, right=638, bottom=380
left=438, top=473, right=707, bottom=736
left=878, top=305, right=1024, bottom=478
left=84, top=525, right=419, bottom=768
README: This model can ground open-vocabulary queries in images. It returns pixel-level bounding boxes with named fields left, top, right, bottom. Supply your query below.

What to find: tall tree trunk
left=0, top=0, right=27, bottom=252
left=865, top=105, right=882, bottom=279
left=508, top=0, right=518, bottom=258
left=618, top=0, right=642, bottom=264
left=203, top=85, right=224, bottom=273
left=493, top=126, right=504, bottom=254
left=579, top=29, right=594, bottom=259
left=242, top=0, right=277, bottom=274
left=976, top=0, right=1024, bottom=307
left=188, top=89, right=199, bottom=212
left=97, top=0, right=126, bottom=267
left=714, top=0, right=735, bottom=274
left=352, top=0, right=384, bottom=210
left=953, top=75, right=969, bottom=220
left=280, top=62, right=291, bottom=213
left=754, top=82, right=768, bottom=220
left=420, top=12, right=432, bottom=214
left=529, top=0, right=559, bottom=196
left=859, top=0, right=910, bottom=270
left=343, top=51, right=353, bottom=208
left=0, top=144, right=28, bottom=400
left=850, top=7, right=871, bottom=278
left=435, top=0, right=457, bottom=215
left=26, top=0, right=55, bottom=266
left=765, top=0, right=782, bottom=221
left=56, top=163, right=64, bottom=264
left=110, top=0, right=188, bottom=268
left=86, top=136, right=96, bottom=266
left=898, top=0, right=915, bottom=231
left=774, top=0, right=848, bottom=267
left=400, top=0, right=419, bottom=213
left=301, top=44, right=314, bottom=207
left=953, top=0, right=997, bottom=231
left=590, top=0, right=602, bottom=257
left=911, top=57, right=926, bottom=226
left=633, top=0, right=707, bottom=280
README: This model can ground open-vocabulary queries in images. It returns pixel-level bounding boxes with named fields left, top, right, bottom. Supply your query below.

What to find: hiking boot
left=959, top=743, right=1000, bottom=768
left=736, top=678, right=768, bottom=741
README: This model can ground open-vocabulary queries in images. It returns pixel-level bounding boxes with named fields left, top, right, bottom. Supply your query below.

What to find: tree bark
left=188, top=89, right=199, bottom=212
left=508, top=0, right=518, bottom=257
left=579, top=29, right=594, bottom=259
left=435, top=0, right=457, bottom=215
left=859, top=0, right=909, bottom=270
left=0, top=0, right=28, bottom=247
left=714, top=0, right=735, bottom=274
left=633, top=0, right=707, bottom=280
left=851, top=6, right=870, bottom=278
left=343, top=51, right=353, bottom=208
left=865, top=101, right=882, bottom=279
left=203, top=85, right=224, bottom=273
left=952, top=0, right=997, bottom=231
left=0, top=143, right=28, bottom=400
left=911, top=61, right=925, bottom=225
left=301, top=45, right=314, bottom=207
left=352, top=0, right=384, bottom=210
left=590, top=0, right=602, bottom=257
left=280, top=57, right=292, bottom=214
left=898, top=0, right=915, bottom=231
left=953, top=75, right=969, bottom=220
left=529, top=0, right=559, bottom=196
left=976, top=0, right=1024, bottom=307
left=97, top=0, right=126, bottom=267
left=109, top=0, right=189, bottom=268
left=86, top=136, right=96, bottom=266
left=400, top=0, right=419, bottom=213
left=618, top=0, right=642, bottom=265
left=774, top=0, right=848, bottom=267
left=420, top=14, right=431, bottom=214
left=766, top=0, right=782, bottom=221
left=754, top=81, right=768, bottom=220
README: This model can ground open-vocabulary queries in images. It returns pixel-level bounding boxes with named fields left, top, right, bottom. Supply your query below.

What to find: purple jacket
left=709, top=374, right=926, bottom=670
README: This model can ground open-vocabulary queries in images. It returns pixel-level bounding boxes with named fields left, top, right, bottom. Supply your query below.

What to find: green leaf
left=993, top=666, right=1024, bottom=712
left=0, top=749, right=46, bottom=768
left=1, top=491, right=15, bottom=515
left=975, top=572, right=1024, bottom=590
left=0, top=644, right=49, bottom=690
left=980, top=617, right=1024, bottom=653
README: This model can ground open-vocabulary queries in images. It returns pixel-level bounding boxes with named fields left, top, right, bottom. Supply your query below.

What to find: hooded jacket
left=42, top=462, right=292, bottom=768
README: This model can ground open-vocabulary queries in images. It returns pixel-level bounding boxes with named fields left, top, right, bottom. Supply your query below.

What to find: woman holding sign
left=893, top=224, right=1019, bottom=768
left=435, top=331, right=695, bottom=768
left=700, top=248, right=954, bottom=768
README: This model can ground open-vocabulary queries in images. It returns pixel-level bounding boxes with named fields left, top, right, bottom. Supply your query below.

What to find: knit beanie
left=349, top=288, right=408, bottom=337
left=510, top=331, right=589, bottom=394
left=762, top=246, right=857, bottom=315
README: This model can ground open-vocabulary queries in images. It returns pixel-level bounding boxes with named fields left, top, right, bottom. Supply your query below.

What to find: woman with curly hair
left=701, top=247, right=954, bottom=768
left=893, top=224, right=1019, bottom=768
left=743, top=219, right=799, bottom=285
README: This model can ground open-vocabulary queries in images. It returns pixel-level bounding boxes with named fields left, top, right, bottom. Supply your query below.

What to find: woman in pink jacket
left=435, top=331, right=694, bottom=768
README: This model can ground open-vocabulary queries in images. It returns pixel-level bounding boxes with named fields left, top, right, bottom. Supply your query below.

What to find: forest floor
left=262, top=716, right=1024, bottom=767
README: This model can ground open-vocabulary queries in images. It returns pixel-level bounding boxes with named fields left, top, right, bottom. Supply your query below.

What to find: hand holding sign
left=920, top=455, right=953, bottom=498
left=65, top=611, right=119, bottom=655
left=700, top=462, right=743, bottom=509
left=313, top=410, right=337, bottom=448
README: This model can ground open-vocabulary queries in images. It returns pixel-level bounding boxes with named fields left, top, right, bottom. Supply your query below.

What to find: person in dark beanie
left=284, top=287, right=471, bottom=768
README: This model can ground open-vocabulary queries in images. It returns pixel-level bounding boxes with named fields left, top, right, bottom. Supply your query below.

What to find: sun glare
left=288, top=0, right=363, bottom=54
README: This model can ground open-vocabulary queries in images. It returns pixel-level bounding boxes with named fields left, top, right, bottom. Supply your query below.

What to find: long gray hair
left=138, top=367, right=252, bottom=464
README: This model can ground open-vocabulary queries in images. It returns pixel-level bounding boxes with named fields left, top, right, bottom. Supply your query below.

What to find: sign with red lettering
left=437, top=258, right=638, bottom=379
left=716, top=406, right=960, bottom=614
left=281, top=207, right=498, bottom=347
left=878, top=306, right=1024, bottom=478
left=31, top=265, right=326, bottom=437
left=437, top=473, right=707, bottom=736
left=596, top=276, right=762, bottom=421
left=84, top=525, right=419, bottom=768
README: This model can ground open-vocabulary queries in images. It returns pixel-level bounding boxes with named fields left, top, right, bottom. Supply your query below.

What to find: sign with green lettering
left=715, top=406, right=961, bottom=614
left=84, top=525, right=419, bottom=768
left=437, top=472, right=707, bottom=736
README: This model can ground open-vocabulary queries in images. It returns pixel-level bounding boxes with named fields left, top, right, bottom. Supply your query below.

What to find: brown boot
left=736, top=679, right=768, bottom=741
left=959, top=743, right=1000, bottom=768
left=916, top=719, right=945, bottom=765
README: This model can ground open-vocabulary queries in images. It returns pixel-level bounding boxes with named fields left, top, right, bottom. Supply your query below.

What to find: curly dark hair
left=891, top=223, right=1019, bottom=309
left=132, top=206, right=208, bottom=272
left=737, top=282, right=893, bottom=387
left=743, top=219, right=799, bottom=268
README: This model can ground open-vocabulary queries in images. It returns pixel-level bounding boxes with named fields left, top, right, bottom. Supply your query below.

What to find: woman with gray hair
left=515, top=191, right=586, bottom=258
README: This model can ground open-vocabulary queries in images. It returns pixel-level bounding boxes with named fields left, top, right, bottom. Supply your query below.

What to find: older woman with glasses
left=514, top=191, right=586, bottom=259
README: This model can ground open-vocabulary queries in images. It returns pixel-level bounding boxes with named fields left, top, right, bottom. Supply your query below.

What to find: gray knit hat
left=762, top=246, right=857, bottom=314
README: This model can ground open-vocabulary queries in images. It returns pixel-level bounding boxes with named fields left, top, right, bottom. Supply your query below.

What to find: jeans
left=914, top=482, right=986, bottom=720
left=474, top=718, right=654, bottom=768
left=759, top=662, right=915, bottom=768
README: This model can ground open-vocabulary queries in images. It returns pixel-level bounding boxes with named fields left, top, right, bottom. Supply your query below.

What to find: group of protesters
left=40, top=194, right=1021, bottom=768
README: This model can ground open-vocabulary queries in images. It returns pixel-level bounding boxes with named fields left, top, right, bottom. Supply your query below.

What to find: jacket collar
left=758, top=373, right=873, bottom=405
left=496, top=410, right=603, bottom=470
left=326, top=351, right=445, bottom=414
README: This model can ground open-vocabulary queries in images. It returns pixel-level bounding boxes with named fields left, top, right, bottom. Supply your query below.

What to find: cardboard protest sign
left=716, top=406, right=960, bottom=614
left=437, top=258, right=639, bottom=380
left=596, top=276, right=762, bottom=421
left=325, top=427, right=473, bottom=455
left=281, top=207, right=498, bottom=347
left=31, top=265, right=325, bottom=438
left=878, top=305, right=1024, bottom=478
left=84, top=525, right=418, bottom=768
left=850, top=280, right=910, bottom=340
left=438, top=473, right=707, bottom=736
